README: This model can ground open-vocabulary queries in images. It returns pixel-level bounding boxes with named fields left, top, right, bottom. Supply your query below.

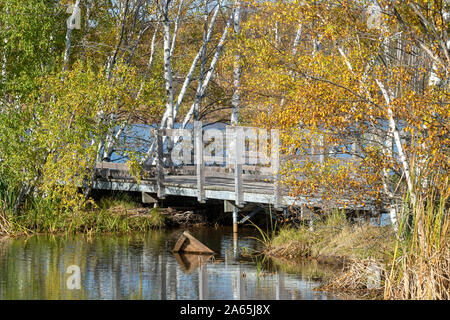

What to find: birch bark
left=230, top=0, right=242, bottom=125
left=161, top=0, right=175, bottom=134
left=142, top=2, right=223, bottom=162
left=177, top=11, right=234, bottom=132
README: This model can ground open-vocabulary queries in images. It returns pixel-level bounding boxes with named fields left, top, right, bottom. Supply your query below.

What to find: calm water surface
left=0, top=227, right=338, bottom=300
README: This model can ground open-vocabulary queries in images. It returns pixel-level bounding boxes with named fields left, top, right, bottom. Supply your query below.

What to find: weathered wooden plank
left=195, top=122, right=205, bottom=203
left=156, top=131, right=165, bottom=199
left=234, top=129, right=244, bottom=207
left=95, top=162, right=129, bottom=171
left=225, top=164, right=273, bottom=175
left=172, top=231, right=214, bottom=254
left=91, top=179, right=320, bottom=207
left=166, top=165, right=273, bottom=180
left=142, top=192, right=157, bottom=204
left=151, top=128, right=193, bottom=137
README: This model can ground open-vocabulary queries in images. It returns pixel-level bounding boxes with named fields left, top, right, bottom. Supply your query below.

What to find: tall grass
left=0, top=189, right=167, bottom=237
left=247, top=204, right=278, bottom=247
left=0, top=179, right=18, bottom=236
left=266, top=209, right=394, bottom=262
left=385, top=179, right=449, bottom=299
left=313, top=178, right=449, bottom=300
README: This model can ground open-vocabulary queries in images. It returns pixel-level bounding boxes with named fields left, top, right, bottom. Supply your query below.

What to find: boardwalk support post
left=318, top=134, right=324, bottom=164
left=233, top=205, right=238, bottom=234
left=156, top=129, right=165, bottom=199
left=233, top=127, right=243, bottom=234
left=195, top=121, right=205, bottom=203
left=234, top=128, right=243, bottom=207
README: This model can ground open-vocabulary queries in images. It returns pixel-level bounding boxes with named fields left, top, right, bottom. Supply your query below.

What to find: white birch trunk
left=376, top=79, right=416, bottom=206
left=193, top=0, right=210, bottom=121
left=1, top=3, right=7, bottom=86
left=337, top=43, right=402, bottom=230
left=173, top=2, right=221, bottom=120
left=162, top=2, right=174, bottom=131
left=170, top=0, right=184, bottom=57
left=292, top=24, right=302, bottom=56
left=136, top=23, right=160, bottom=98
left=177, top=11, right=234, bottom=132
left=102, top=121, right=128, bottom=161
left=148, top=23, right=159, bottom=71
left=81, top=2, right=91, bottom=63
left=142, top=3, right=223, bottom=162
left=231, top=0, right=242, bottom=125
left=160, top=0, right=175, bottom=161
left=1, top=38, right=6, bottom=87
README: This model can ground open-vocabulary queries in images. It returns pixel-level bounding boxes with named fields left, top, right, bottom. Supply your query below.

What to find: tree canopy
left=0, top=0, right=448, bottom=226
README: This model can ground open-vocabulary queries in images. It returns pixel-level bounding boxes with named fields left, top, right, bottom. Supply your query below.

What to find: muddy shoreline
left=106, top=205, right=229, bottom=228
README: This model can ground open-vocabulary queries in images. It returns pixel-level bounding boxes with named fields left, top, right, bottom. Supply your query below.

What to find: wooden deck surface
left=92, top=162, right=369, bottom=209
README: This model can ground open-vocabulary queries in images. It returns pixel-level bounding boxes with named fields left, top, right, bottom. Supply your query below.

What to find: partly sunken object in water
left=172, top=231, right=215, bottom=254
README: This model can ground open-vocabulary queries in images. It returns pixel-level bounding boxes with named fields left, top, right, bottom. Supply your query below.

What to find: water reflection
left=0, top=228, right=337, bottom=300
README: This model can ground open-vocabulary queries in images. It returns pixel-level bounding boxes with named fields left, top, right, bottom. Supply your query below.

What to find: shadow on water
left=0, top=227, right=339, bottom=300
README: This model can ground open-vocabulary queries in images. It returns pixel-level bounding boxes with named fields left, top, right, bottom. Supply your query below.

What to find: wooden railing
left=94, top=126, right=366, bottom=210
left=149, top=125, right=282, bottom=208
left=95, top=125, right=283, bottom=208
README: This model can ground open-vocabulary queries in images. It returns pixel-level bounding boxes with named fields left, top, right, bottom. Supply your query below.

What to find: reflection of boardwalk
left=0, top=233, right=337, bottom=300
left=194, top=261, right=332, bottom=300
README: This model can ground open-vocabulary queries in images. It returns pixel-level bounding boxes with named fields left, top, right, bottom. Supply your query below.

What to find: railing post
left=234, top=127, right=243, bottom=207
left=318, top=134, right=324, bottom=164
left=352, top=141, right=357, bottom=161
left=195, top=121, right=205, bottom=203
left=272, top=129, right=282, bottom=210
left=156, top=129, right=165, bottom=199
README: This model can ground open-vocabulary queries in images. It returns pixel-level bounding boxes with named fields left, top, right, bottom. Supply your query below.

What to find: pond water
left=0, top=227, right=338, bottom=300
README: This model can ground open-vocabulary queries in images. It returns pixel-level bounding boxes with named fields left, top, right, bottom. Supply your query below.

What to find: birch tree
left=231, top=0, right=242, bottom=125
left=238, top=0, right=448, bottom=219
left=142, top=0, right=232, bottom=162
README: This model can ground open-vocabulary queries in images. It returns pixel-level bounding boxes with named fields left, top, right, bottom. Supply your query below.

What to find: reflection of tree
left=0, top=233, right=335, bottom=300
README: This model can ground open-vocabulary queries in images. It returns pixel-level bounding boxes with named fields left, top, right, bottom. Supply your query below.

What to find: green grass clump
left=266, top=211, right=395, bottom=263
left=1, top=193, right=167, bottom=237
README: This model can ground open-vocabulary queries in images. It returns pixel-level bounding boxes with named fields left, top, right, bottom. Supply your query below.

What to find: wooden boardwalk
left=91, top=126, right=371, bottom=216
left=92, top=164, right=306, bottom=209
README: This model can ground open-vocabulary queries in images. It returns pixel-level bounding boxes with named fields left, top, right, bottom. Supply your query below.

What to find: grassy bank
left=263, top=211, right=395, bottom=299
left=266, top=211, right=395, bottom=263
left=0, top=194, right=167, bottom=237
left=264, top=200, right=449, bottom=299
